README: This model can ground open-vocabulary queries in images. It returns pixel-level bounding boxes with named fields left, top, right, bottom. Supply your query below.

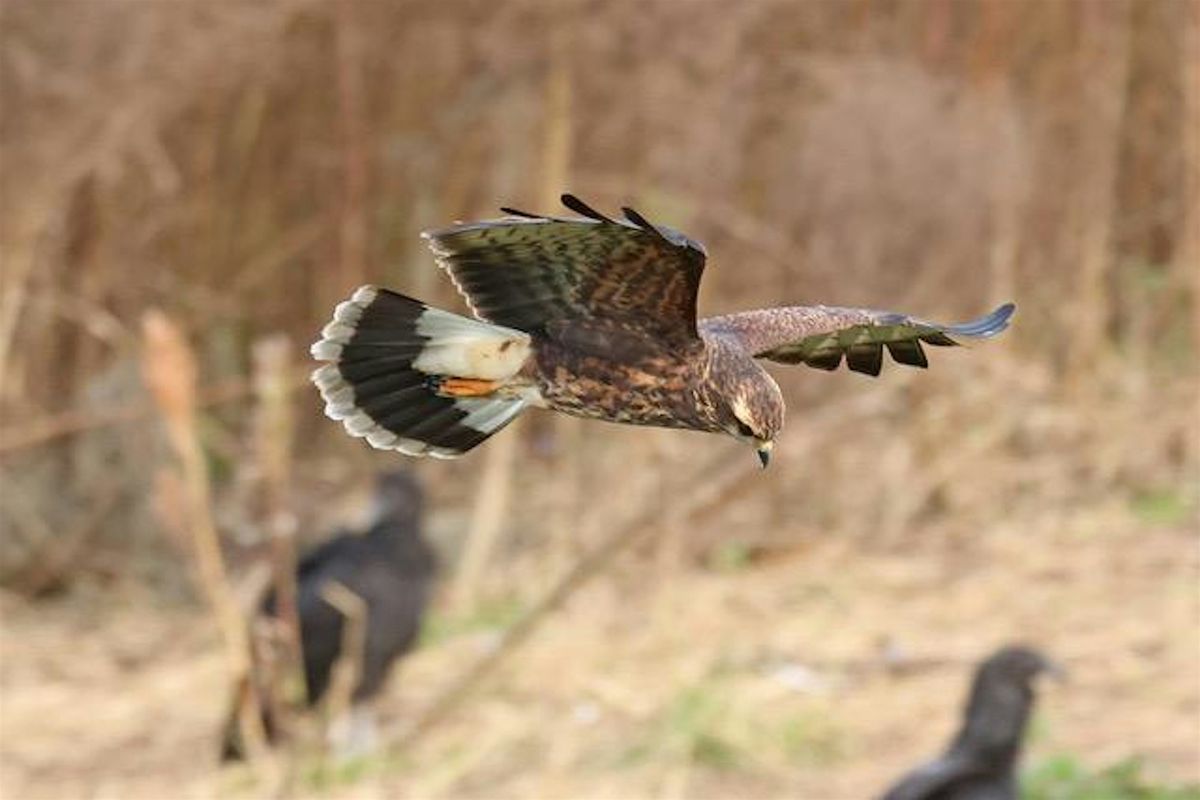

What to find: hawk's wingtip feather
left=560, top=193, right=616, bottom=223
left=943, top=302, right=1017, bottom=339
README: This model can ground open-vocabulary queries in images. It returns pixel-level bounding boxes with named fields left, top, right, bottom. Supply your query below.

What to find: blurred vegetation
left=0, top=0, right=1197, bottom=798
left=1, top=0, right=1195, bottom=593
left=1025, top=756, right=1200, bottom=800
left=419, top=596, right=527, bottom=648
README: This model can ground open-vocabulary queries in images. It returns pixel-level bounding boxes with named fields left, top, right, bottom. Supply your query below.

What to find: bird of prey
left=311, top=194, right=1014, bottom=466
left=220, top=471, right=435, bottom=761
left=878, top=645, right=1062, bottom=800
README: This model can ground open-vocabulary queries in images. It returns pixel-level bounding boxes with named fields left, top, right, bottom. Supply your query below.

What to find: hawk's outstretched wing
left=701, top=303, right=1015, bottom=376
left=422, top=194, right=707, bottom=346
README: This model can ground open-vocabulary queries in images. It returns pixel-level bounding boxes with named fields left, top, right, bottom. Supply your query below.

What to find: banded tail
left=310, top=286, right=532, bottom=458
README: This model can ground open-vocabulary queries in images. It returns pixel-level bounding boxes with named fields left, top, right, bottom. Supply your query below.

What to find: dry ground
left=2, top=503, right=1197, bottom=800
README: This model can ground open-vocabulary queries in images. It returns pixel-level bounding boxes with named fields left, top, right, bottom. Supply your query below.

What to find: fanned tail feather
left=310, top=286, right=531, bottom=458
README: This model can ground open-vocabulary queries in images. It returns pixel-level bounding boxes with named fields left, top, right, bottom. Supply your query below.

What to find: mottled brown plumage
left=311, top=194, right=1014, bottom=464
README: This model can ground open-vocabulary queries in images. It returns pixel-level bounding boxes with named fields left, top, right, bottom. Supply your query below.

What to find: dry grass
left=1, top=501, right=1195, bottom=799
left=0, top=1, right=1198, bottom=797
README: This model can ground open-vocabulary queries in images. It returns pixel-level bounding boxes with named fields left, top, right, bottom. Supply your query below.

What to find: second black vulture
left=220, top=470, right=436, bottom=760
left=878, top=645, right=1061, bottom=800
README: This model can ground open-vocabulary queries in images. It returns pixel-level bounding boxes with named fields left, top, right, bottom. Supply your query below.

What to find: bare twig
left=399, top=449, right=759, bottom=750
left=0, top=368, right=312, bottom=454
left=7, top=475, right=122, bottom=596
left=318, top=579, right=368, bottom=747
left=231, top=219, right=327, bottom=294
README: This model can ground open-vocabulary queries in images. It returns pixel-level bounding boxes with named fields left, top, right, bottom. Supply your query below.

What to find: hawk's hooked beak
left=756, top=440, right=773, bottom=469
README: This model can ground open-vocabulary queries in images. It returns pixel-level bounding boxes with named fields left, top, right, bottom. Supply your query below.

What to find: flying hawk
left=311, top=194, right=1014, bottom=466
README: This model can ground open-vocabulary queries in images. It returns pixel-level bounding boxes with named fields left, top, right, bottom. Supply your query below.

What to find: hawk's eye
left=735, top=420, right=755, bottom=438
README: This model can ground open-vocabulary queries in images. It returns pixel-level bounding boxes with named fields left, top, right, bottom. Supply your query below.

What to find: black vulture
left=220, top=470, right=436, bottom=760
left=878, top=645, right=1061, bottom=800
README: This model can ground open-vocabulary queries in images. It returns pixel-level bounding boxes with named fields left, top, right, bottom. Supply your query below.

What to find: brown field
left=3, top=502, right=1197, bottom=798
left=1, top=1, right=1198, bottom=798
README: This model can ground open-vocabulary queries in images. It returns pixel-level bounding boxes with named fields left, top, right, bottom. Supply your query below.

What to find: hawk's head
left=719, top=368, right=784, bottom=468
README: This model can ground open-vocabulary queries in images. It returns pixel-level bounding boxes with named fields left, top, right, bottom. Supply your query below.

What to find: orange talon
left=432, top=377, right=502, bottom=397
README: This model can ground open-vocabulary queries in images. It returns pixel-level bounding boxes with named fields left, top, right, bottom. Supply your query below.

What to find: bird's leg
left=426, top=376, right=502, bottom=398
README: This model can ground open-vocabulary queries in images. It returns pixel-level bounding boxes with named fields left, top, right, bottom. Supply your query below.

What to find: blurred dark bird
left=220, top=470, right=435, bottom=761
left=878, top=645, right=1061, bottom=800
left=311, top=194, right=1015, bottom=468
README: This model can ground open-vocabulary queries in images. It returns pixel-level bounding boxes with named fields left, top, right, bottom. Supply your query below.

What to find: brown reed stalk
left=451, top=27, right=575, bottom=612
left=140, top=310, right=274, bottom=774
left=334, top=0, right=368, bottom=296
left=1069, top=0, right=1133, bottom=385
left=0, top=203, right=50, bottom=405
left=541, top=30, right=584, bottom=584
left=252, top=335, right=305, bottom=744
left=1184, top=0, right=1200, bottom=359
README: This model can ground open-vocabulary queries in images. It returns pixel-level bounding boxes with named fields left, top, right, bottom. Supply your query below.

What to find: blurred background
left=1, top=1, right=1197, bottom=797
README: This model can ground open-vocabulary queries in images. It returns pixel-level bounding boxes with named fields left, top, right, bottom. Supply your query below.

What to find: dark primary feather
left=220, top=471, right=435, bottom=761
left=879, top=645, right=1057, bottom=800
left=561, top=192, right=616, bottom=223
left=422, top=194, right=707, bottom=345
left=701, top=303, right=1015, bottom=377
